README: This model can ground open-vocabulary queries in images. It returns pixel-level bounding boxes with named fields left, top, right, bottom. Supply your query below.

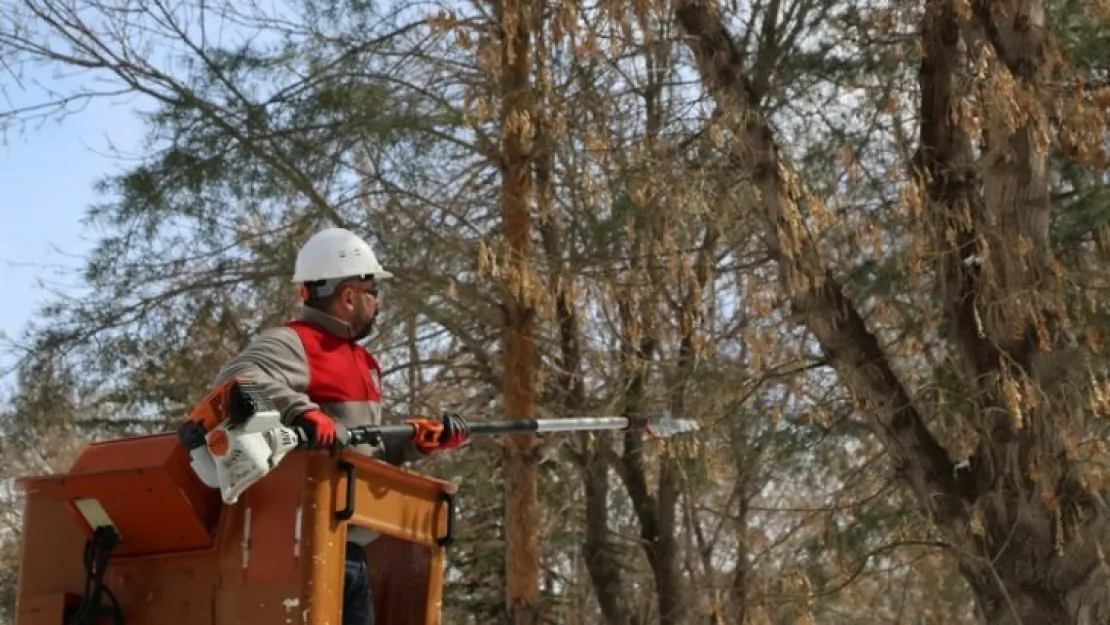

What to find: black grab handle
left=336, top=459, right=453, bottom=545
left=336, top=460, right=356, bottom=521
left=436, top=490, right=456, bottom=547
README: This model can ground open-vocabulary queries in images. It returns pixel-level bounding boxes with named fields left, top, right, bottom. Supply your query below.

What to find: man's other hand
left=438, top=412, right=469, bottom=449
left=407, top=412, right=470, bottom=454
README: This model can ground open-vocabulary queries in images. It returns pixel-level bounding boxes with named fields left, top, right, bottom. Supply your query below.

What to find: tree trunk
left=542, top=164, right=631, bottom=625
left=964, top=568, right=1073, bottom=625
left=672, top=0, right=967, bottom=521
left=613, top=268, right=688, bottom=624
left=611, top=250, right=661, bottom=618
left=919, top=1, right=1110, bottom=622
left=671, top=0, right=1110, bottom=623
left=497, top=0, right=541, bottom=622
left=531, top=18, right=632, bottom=618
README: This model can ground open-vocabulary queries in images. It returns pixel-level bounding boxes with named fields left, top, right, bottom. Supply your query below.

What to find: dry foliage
left=1, top=0, right=1110, bottom=623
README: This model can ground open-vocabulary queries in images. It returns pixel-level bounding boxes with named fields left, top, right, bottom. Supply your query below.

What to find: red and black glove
left=407, top=412, right=470, bottom=454
left=293, top=409, right=338, bottom=447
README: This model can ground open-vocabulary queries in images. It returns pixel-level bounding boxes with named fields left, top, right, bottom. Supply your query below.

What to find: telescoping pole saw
left=332, top=412, right=701, bottom=449
left=187, top=406, right=701, bottom=506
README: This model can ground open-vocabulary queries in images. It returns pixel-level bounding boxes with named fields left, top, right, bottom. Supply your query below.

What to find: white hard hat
left=292, top=227, right=393, bottom=284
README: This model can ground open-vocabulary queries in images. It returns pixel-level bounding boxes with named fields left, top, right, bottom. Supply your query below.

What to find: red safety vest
left=286, top=319, right=383, bottom=411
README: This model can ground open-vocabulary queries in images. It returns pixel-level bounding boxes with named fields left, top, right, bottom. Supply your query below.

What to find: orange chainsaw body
left=13, top=432, right=454, bottom=625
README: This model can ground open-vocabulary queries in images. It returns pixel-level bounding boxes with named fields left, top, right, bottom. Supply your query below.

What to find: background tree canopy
left=3, top=0, right=1110, bottom=623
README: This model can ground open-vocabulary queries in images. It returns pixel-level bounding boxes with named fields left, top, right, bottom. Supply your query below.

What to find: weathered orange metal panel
left=15, top=436, right=454, bottom=625
left=20, top=433, right=221, bottom=558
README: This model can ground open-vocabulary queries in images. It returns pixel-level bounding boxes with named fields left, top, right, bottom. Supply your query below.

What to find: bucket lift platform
left=13, top=432, right=456, bottom=625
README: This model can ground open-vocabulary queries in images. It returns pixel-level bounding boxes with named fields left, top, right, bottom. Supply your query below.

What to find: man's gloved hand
left=406, top=412, right=470, bottom=454
left=438, top=412, right=470, bottom=450
left=293, top=409, right=338, bottom=447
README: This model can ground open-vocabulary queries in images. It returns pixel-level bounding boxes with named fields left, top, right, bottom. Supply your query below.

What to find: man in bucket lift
left=213, top=227, right=471, bottom=625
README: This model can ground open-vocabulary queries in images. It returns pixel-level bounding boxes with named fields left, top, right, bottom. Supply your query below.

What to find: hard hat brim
left=291, top=269, right=393, bottom=283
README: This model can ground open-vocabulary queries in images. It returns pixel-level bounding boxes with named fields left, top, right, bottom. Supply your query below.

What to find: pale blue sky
left=1, top=81, right=147, bottom=382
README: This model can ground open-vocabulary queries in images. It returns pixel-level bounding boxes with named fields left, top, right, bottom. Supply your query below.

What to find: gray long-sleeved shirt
left=214, top=306, right=422, bottom=544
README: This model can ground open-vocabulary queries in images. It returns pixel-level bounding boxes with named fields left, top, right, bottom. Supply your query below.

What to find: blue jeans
left=344, top=542, right=374, bottom=625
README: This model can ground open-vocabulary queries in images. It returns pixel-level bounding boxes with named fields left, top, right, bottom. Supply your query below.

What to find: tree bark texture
left=497, top=0, right=541, bottom=622
left=673, top=0, right=1110, bottom=622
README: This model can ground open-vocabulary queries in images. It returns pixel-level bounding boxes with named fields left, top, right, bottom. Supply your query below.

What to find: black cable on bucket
left=65, top=525, right=124, bottom=625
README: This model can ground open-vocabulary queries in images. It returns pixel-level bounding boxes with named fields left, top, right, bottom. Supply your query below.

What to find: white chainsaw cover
left=189, top=410, right=300, bottom=504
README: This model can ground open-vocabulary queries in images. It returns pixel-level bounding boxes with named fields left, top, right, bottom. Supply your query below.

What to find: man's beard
left=352, top=311, right=378, bottom=342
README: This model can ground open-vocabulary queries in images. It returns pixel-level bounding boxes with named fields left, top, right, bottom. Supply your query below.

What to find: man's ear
left=341, top=285, right=357, bottom=310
